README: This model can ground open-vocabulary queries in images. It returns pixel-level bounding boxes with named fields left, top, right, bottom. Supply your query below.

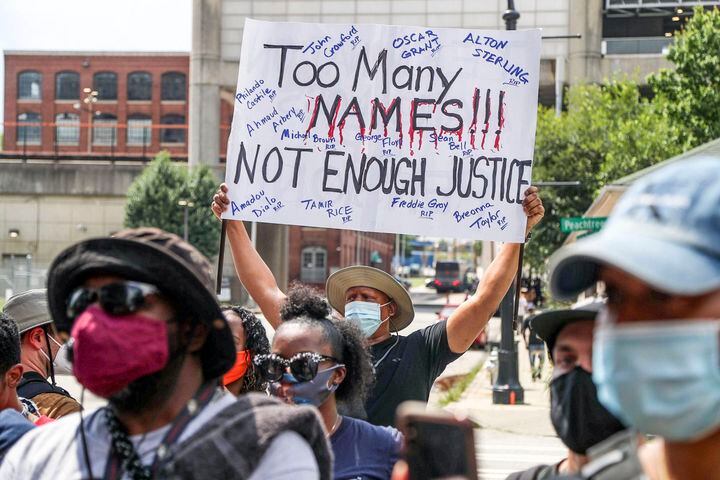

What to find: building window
left=55, top=112, right=80, bottom=145
left=300, top=246, right=327, bottom=283
left=127, top=72, right=152, bottom=101
left=93, top=113, right=117, bottom=146
left=18, top=71, right=42, bottom=100
left=17, top=112, right=42, bottom=145
left=127, top=114, right=152, bottom=146
left=55, top=71, right=80, bottom=100
left=161, top=72, right=186, bottom=101
left=93, top=72, right=117, bottom=100
left=160, top=114, right=185, bottom=143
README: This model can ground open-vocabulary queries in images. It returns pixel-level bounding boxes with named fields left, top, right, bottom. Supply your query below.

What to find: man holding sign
left=212, top=183, right=542, bottom=426
left=214, top=19, right=545, bottom=425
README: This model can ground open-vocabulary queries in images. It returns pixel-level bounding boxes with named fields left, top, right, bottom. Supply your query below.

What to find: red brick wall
left=4, top=53, right=188, bottom=158
left=289, top=226, right=396, bottom=289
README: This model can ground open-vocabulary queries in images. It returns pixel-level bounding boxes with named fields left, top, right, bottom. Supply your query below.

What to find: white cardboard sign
left=223, top=19, right=541, bottom=242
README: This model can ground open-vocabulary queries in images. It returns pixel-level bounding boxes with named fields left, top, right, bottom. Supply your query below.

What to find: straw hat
left=326, top=266, right=414, bottom=331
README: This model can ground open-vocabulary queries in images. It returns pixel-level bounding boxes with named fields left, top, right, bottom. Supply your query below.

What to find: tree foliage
left=125, top=151, right=221, bottom=258
left=649, top=7, right=720, bottom=146
left=525, top=81, right=688, bottom=271
left=526, top=8, right=720, bottom=271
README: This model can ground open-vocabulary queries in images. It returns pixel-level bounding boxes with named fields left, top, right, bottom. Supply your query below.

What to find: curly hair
left=277, top=284, right=375, bottom=405
left=222, top=306, right=271, bottom=393
left=0, top=312, right=20, bottom=376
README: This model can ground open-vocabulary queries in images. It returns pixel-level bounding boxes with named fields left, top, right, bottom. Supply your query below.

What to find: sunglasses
left=66, top=281, right=160, bottom=320
left=254, top=352, right=339, bottom=383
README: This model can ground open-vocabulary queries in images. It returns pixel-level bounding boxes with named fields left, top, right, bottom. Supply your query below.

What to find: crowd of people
left=0, top=157, right=716, bottom=480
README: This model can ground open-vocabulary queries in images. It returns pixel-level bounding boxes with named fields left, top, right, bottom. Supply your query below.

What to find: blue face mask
left=270, top=365, right=343, bottom=406
left=344, top=300, right=391, bottom=337
left=593, top=317, right=720, bottom=441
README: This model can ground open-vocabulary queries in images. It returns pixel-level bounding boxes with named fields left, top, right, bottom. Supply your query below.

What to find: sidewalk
left=443, top=335, right=556, bottom=437
left=410, top=287, right=468, bottom=308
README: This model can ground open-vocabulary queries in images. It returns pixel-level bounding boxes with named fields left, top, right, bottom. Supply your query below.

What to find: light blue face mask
left=270, top=365, right=343, bottom=406
left=344, top=300, right=391, bottom=337
left=593, top=317, right=720, bottom=442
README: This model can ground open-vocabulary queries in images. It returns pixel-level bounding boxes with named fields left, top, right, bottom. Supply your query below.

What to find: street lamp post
left=73, top=87, right=98, bottom=154
left=178, top=200, right=195, bottom=242
left=492, top=0, right=525, bottom=406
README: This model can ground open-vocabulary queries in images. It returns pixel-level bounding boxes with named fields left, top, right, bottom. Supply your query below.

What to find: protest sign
left=223, top=19, right=541, bottom=242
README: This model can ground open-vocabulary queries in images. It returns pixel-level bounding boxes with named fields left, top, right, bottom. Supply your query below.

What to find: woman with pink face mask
left=255, top=285, right=402, bottom=480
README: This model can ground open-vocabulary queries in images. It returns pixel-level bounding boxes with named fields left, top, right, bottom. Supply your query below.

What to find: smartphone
left=395, top=401, right=478, bottom=480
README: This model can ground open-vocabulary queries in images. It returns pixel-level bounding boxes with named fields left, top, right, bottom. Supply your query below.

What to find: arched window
left=55, top=112, right=80, bottom=145
left=161, top=72, right=186, bottom=101
left=55, top=71, right=80, bottom=100
left=160, top=114, right=185, bottom=143
left=93, top=72, right=117, bottom=100
left=18, top=71, right=42, bottom=100
left=17, top=112, right=42, bottom=145
left=93, top=113, right=117, bottom=145
left=127, top=72, right=152, bottom=101
left=127, top=114, right=152, bottom=146
left=300, top=246, right=327, bottom=283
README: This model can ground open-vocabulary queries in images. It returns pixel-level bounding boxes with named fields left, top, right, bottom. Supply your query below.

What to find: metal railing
left=606, top=0, right=720, bottom=9
left=603, top=36, right=673, bottom=54
left=1, top=120, right=234, bottom=162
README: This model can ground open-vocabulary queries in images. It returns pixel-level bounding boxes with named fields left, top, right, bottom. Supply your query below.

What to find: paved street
left=413, top=292, right=566, bottom=479
left=476, top=430, right=565, bottom=480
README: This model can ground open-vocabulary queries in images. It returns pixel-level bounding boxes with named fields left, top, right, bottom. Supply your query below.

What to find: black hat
left=47, top=227, right=234, bottom=380
left=529, top=300, right=604, bottom=361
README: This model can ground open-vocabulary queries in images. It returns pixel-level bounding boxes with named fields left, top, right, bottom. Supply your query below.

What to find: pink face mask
left=71, top=305, right=169, bottom=398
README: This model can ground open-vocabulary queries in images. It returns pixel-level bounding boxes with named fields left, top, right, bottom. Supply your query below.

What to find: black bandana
left=550, top=366, right=626, bottom=454
left=104, top=408, right=152, bottom=480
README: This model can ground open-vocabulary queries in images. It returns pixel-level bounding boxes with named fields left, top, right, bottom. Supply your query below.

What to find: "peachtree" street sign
left=560, top=216, right=607, bottom=233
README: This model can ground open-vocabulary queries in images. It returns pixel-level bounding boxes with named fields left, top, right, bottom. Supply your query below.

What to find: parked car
left=435, top=303, right=487, bottom=348
left=393, top=275, right=411, bottom=290
left=431, top=261, right=468, bottom=293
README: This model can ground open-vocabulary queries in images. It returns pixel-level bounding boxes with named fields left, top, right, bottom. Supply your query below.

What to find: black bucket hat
left=529, top=300, right=604, bottom=361
left=47, top=227, right=234, bottom=380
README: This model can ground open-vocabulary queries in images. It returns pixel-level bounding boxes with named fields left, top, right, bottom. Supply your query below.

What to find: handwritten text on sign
left=223, top=20, right=541, bottom=242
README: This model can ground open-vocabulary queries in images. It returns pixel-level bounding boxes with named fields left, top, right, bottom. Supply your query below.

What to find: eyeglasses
left=66, top=281, right=160, bottom=320
left=253, top=352, right=339, bottom=383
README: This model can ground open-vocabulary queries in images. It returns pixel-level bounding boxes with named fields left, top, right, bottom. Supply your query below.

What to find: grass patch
left=438, top=364, right=482, bottom=406
left=408, top=276, right=430, bottom=288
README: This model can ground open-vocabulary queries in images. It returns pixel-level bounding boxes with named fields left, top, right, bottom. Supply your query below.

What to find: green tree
left=525, top=80, right=687, bottom=271
left=650, top=7, right=720, bottom=146
left=125, top=151, right=221, bottom=258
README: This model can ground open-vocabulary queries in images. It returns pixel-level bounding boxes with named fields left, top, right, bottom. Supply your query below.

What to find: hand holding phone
left=395, top=402, right=478, bottom=480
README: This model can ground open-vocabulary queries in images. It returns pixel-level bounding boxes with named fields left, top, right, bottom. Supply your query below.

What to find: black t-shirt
left=365, top=320, right=461, bottom=426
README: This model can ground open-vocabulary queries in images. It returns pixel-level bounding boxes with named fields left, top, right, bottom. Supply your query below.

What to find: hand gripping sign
left=222, top=19, right=541, bottom=242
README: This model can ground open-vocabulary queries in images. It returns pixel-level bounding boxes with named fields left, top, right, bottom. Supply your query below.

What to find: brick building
left=1, top=50, right=396, bottom=294
left=3, top=51, right=191, bottom=159
left=289, top=227, right=395, bottom=287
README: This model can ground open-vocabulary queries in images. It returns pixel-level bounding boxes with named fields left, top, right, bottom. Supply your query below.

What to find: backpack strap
left=17, top=372, right=72, bottom=399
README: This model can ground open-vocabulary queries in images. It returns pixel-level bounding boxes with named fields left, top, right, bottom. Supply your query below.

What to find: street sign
left=560, top=216, right=607, bottom=233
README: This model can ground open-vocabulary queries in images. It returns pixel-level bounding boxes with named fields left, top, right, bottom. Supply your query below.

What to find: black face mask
left=550, top=366, right=626, bottom=454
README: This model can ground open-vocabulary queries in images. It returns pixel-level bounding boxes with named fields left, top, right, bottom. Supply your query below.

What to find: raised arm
left=445, top=186, right=544, bottom=353
left=212, top=183, right=287, bottom=328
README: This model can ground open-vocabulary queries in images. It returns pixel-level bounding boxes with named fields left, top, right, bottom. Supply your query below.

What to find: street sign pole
left=493, top=0, right=525, bottom=405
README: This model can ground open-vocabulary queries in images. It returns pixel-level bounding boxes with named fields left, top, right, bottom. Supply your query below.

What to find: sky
left=0, top=0, right=192, bottom=131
